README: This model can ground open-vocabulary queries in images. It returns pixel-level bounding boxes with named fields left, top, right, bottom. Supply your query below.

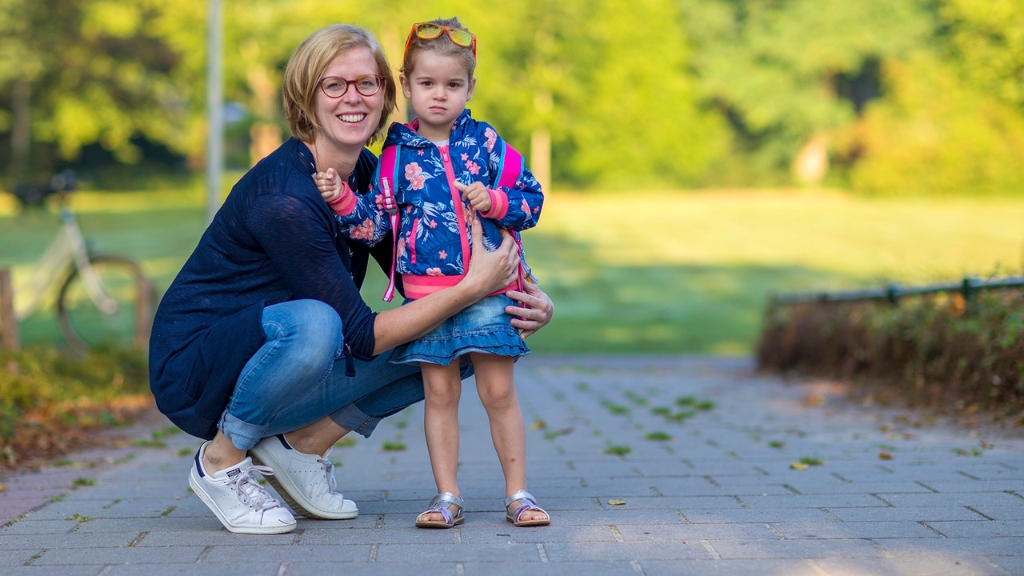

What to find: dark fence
left=769, top=275, right=1024, bottom=307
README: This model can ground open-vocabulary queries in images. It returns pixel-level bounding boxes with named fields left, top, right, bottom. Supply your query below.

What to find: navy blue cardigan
left=149, top=138, right=391, bottom=440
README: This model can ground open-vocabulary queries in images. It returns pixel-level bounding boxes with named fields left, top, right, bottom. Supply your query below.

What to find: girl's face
left=401, top=51, right=475, bottom=142
left=314, top=47, right=385, bottom=154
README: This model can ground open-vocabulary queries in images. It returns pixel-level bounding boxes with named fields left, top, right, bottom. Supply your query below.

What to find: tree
left=0, top=0, right=189, bottom=179
left=677, top=0, right=933, bottom=185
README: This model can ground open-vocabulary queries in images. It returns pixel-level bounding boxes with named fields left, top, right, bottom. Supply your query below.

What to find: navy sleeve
left=246, top=191, right=378, bottom=359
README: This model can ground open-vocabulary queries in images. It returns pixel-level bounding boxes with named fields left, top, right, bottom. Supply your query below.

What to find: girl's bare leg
left=471, top=353, right=547, bottom=523
left=420, top=362, right=463, bottom=522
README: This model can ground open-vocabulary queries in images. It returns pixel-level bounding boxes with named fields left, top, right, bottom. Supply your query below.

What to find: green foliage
left=0, top=346, right=149, bottom=438
left=678, top=0, right=931, bottom=181
left=603, top=443, right=631, bottom=456
left=841, top=55, right=1024, bottom=195
left=939, top=0, right=1024, bottom=112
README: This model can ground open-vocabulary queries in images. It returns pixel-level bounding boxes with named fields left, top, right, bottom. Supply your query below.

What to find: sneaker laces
left=317, top=457, right=338, bottom=493
left=233, top=465, right=281, bottom=512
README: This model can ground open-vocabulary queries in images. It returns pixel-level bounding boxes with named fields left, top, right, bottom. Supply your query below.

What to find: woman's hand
left=505, top=282, right=554, bottom=339
left=462, top=213, right=518, bottom=297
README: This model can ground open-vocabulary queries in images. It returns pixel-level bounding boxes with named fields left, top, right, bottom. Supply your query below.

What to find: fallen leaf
left=801, top=394, right=823, bottom=407
left=608, top=499, right=626, bottom=506
left=878, top=451, right=894, bottom=460
left=789, top=462, right=809, bottom=471
left=980, top=441, right=993, bottom=449
left=529, top=419, right=546, bottom=431
left=0, top=484, right=6, bottom=492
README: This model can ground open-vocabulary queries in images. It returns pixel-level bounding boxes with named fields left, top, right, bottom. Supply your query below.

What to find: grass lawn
left=2, top=189, right=1022, bottom=354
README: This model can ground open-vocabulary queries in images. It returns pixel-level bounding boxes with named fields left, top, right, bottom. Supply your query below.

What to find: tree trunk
left=9, top=79, right=31, bottom=182
left=793, top=134, right=829, bottom=185
left=531, top=90, right=552, bottom=192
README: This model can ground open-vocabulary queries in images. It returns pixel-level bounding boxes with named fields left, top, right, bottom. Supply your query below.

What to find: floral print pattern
left=331, top=109, right=543, bottom=283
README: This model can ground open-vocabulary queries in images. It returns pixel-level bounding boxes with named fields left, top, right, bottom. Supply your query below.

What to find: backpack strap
left=491, top=142, right=537, bottom=288
left=378, top=144, right=401, bottom=302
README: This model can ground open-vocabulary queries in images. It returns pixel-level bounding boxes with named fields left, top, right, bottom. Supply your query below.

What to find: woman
left=148, top=24, right=553, bottom=535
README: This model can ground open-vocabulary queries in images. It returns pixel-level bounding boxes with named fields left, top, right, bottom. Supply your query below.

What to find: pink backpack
left=377, top=141, right=535, bottom=302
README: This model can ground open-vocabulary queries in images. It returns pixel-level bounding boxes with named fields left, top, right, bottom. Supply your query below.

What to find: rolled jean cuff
left=218, top=411, right=266, bottom=451
left=330, top=403, right=381, bottom=439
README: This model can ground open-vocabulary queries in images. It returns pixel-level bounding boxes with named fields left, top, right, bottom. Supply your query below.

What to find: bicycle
left=3, top=172, right=158, bottom=353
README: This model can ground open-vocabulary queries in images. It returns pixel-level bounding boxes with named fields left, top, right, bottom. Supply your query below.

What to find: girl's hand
left=505, top=282, right=554, bottom=339
left=454, top=181, right=491, bottom=213
left=315, top=168, right=342, bottom=203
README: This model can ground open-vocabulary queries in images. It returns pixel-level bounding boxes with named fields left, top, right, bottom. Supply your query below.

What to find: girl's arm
left=328, top=170, right=392, bottom=247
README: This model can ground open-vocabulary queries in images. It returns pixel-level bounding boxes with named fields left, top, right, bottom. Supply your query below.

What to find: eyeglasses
left=318, top=74, right=384, bottom=98
left=403, top=22, right=477, bottom=60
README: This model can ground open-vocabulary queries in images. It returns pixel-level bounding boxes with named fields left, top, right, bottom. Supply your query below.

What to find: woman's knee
left=263, top=299, right=343, bottom=369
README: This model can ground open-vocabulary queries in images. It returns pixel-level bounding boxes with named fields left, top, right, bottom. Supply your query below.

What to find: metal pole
left=206, top=0, right=224, bottom=224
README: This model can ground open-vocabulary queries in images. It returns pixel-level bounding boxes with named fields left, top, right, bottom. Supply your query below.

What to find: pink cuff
left=328, top=182, right=357, bottom=216
left=480, top=188, right=509, bottom=220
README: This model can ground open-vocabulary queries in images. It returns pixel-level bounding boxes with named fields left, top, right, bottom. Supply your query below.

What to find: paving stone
left=106, top=565, right=281, bottom=576
left=988, top=554, right=1024, bottom=575
left=284, top=563, right=456, bottom=576
left=814, top=556, right=1006, bottom=576
left=710, top=538, right=884, bottom=559
left=1, top=566, right=106, bottom=576
left=874, top=537, right=1024, bottom=557
left=31, top=546, right=205, bottom=565
left=200, top=544, right=368, bottom=563
left=681, top=508, right=834, bottom=523
left=768, top=520, right=941, bottom=539
left=0, top=531, right=141, bottom=550
left=824, top=506, right=989, bottom=522
left=614, top=522, right=780, bottom=541
left=0, top=548, right=44, bottom=566
left=640, top=558, right=825, bottom=576
left=925, top=520, right=1024, bottom=538
left=543, top=541, right=712, bottom=562
left=374, top=542, right=543, bottom=562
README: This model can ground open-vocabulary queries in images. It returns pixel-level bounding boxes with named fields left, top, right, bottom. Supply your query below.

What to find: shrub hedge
left=0, top=347, right=152, bottom=470
left=757, top=288, right=1024, bottom=421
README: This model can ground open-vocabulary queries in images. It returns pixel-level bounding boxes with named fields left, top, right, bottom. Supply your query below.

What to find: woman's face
left=313, top=47, right=385, bottom=152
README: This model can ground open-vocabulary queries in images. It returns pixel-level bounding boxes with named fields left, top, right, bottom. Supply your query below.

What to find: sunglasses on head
left=403, top=22, right=477, bottom=60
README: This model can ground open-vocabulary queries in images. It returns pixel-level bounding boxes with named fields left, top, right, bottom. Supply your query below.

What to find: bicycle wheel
left=57, top=254, right=157, bottom=352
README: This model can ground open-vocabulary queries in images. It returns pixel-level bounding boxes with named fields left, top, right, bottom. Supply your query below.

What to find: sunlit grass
left=2, top=189, right=1022, bottom=353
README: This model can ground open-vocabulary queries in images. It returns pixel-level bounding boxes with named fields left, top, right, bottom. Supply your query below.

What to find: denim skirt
left=389, top=295, right=530, bottom=366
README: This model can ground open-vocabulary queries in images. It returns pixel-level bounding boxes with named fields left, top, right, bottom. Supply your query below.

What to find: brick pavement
left=1, top=356, right=1022, bottom=575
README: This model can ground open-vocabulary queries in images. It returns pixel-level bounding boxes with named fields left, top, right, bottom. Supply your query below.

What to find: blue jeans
left=217, top=300, right=467, bottom=451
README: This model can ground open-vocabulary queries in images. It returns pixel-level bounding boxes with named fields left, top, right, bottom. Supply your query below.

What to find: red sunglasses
left=403, top=22, right=477, bottom=61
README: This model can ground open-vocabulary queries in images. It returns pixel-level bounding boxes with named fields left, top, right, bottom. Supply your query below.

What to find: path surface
left=1, top=356, right=1023, bottom=575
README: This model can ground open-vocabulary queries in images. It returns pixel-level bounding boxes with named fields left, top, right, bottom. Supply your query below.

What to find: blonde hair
left=283, top=24, right=398, bottom=144
left=401, top=17, right=476, bottom=78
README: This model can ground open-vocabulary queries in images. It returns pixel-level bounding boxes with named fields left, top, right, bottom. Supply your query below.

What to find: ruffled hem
left=390, top=330, right=529, bottom=366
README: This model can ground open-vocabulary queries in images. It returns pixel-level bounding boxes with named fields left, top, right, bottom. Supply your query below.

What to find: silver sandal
left=504, top=489, right=550, bottom=527
left=415, top=492, right=465, bottom=528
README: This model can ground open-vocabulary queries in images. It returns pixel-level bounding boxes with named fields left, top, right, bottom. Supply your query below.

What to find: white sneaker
left=249, top=434, right=359, bottom=520
left=188, top=442, right=296, bottom=534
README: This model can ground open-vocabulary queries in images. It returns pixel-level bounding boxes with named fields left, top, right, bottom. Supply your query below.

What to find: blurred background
left=2, top=0, right=1023, bottom=355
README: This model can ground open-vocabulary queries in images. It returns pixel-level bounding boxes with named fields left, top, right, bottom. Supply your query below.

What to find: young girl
left=316, top=17, right=548, bottom=529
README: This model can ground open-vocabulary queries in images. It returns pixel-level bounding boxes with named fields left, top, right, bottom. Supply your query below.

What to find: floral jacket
left=331, top=109, right=544, bottom=299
